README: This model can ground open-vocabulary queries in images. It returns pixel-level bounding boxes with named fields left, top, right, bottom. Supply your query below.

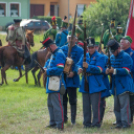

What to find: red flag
left=125, top=0, right=134, bottom=49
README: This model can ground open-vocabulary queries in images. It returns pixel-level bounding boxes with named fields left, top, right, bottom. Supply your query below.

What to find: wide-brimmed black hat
left=87, top=38, right=95, bottom=47
left=41, top=37, right=54, bottom=48
left=107, top=39, right=119, bottom=53
left=13, top=19, right=22, bottom=23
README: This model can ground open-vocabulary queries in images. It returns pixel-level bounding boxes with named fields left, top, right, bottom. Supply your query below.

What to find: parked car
left=23, top=20, right=50, bottom=31
left=5, top=19, right=32, bottom=29
left=5, top=19, right=50, bottom=32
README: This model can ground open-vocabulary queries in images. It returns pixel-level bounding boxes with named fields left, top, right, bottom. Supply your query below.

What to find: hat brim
left=87, top=45, right=95, bottom=47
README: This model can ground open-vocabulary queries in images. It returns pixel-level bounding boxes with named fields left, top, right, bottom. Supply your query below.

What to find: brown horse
left=25, top=30, right=34, bottom=48
left=25, top=48, right=51, bottom=86
left=0, top=30, right=34, bottom=85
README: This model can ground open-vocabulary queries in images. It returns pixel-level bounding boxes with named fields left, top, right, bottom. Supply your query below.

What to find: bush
left=83, top=0, right=131, bottom=36
left=32, top=16, right=62, bottom=28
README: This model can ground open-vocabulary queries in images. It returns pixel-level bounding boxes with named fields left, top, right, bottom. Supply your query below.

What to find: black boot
left=63, top=104, right=68, bottom=123
left=71, top=105, right=76, bottom=125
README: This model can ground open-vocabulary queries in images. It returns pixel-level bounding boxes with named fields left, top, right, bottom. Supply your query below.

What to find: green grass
left=0, top=69, right=134, bottom=134
left=1, top=34, right=134, bottom=133
left=0, top=35, right=6, bottom=46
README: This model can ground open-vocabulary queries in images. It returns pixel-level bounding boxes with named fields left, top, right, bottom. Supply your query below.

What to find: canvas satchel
left=48, top=76, right=60, bottom=91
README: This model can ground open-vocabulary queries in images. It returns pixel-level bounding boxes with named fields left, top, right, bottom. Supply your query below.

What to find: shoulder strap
left=62, top=31, right=68, bottom=36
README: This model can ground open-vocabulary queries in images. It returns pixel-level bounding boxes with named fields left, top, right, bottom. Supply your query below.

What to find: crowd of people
left=4, top=16, right=134, bottom=131
left=41, top=17, right=134, bottom=130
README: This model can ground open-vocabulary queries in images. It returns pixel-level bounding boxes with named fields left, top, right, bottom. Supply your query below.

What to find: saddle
left=13, top=44, right=31, bottom=65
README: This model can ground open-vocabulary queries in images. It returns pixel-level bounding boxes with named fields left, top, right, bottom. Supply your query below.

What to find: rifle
left=63, top=6, right=77, bottom=74
left=107, top=46, right=111, bottom=69
left=83, top=21, right=89, bottom=92
left=67, top=6, right=77, bottom=57
left=107, top=46, right=112, bottom=87
left=34, top=60, right=45, bottom=73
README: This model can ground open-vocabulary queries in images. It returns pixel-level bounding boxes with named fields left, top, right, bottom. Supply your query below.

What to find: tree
left=82, top=0, right=131, bottom=36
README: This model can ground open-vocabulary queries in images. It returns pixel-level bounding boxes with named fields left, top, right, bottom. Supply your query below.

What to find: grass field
left=0, top=69, right=134, bottom=134
left=0, top=34, right=134, bottom=134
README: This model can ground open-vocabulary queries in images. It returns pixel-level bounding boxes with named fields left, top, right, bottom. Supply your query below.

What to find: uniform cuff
left=46, top=69, right=50, bottom=76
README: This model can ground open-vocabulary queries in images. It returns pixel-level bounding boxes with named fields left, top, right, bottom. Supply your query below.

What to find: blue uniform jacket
left=124, top=47, right=134, bottom=82
left=77, top=51, right=106, bottom=94
left=101, top=54, right=111, bottom=98
left=110, top=51, right=134, bottom=95
left=43, top=48, right=66, bottom=93
left=56, top=30, right=68, bottom=47
left=61, top=44, right=84, bottom=88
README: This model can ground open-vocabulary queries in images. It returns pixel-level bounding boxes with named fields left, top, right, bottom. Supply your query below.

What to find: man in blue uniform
left=100, top=54, right=111, bottom=123
left=42, top=37, right=66, bottom=130
left=61, top=33, right=83, bottom=125
left=106, top=39, right=134, bottom=129
left=120, top=36, right=134, bottom=123
left=56, top=16, right=68, bottom=47
left=94, top=41, right=111, bottom=123
left=77, top=38, right=107, bottom=128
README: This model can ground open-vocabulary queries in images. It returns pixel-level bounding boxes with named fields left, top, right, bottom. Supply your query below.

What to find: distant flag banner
left=125, top=0, right=134, bottom=50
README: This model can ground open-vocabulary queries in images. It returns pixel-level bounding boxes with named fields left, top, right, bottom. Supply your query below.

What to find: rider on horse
left=6, top=19, right=31, bottom=64
left=6, top=19, right=26, bottom=56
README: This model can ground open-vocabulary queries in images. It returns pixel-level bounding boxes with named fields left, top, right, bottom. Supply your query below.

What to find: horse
left=0, top=30, right=34, bottom=85
left=25, top=48, right=51, bottom=86
left=25, top=30, right=34, bottom=49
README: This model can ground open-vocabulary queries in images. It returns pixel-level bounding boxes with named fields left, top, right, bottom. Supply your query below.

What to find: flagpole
left=125, top=0, right=133, bottom=35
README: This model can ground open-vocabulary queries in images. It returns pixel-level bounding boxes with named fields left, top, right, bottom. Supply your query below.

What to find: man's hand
left=83, top=62, right=88, bottom=68
left=106, top=67, right=114, bottom=74
left=78, top=68, right=83, bottom=75
left=68, top=71, right=74, bottom=78
left=105, top=68, right=109, bottom=74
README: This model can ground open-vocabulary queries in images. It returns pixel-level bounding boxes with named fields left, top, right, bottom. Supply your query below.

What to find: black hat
left=41, top=37, right=54, bottom=48
left=87, top=38, right=95, bottom=47
left=107, top=39, right=119, bottom=53
left=77, top=16, right=83, bottom=24
left=13, top=19, right=22, bottom=23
